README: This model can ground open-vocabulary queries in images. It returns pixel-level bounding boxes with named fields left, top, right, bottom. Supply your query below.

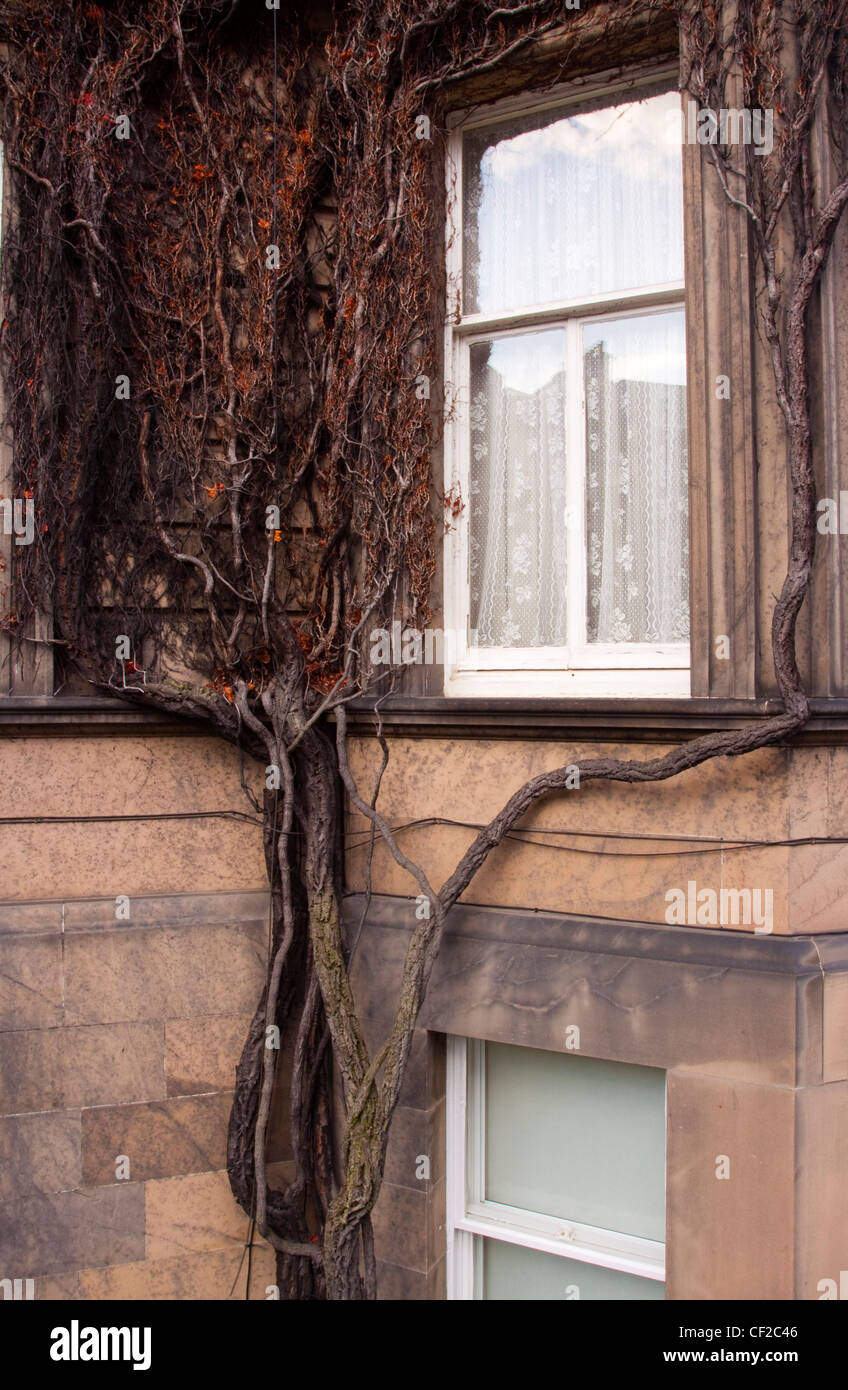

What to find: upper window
left=443, top=80, right=690, bottom=697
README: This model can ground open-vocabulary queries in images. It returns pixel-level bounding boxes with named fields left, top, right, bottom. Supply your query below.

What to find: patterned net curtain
left=462, top=90, right=689, bottom=652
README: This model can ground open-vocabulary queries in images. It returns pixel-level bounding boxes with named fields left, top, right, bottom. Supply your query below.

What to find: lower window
left=445, top=1037, right=667, bottom=1300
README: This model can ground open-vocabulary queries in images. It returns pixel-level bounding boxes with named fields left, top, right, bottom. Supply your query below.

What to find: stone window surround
left=401, top=32, right=763, bottom=706
left=344, top=891, right=848, bottom=1300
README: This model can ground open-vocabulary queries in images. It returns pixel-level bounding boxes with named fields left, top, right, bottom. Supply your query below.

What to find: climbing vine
left=0, top=0, right=846, bottom=1299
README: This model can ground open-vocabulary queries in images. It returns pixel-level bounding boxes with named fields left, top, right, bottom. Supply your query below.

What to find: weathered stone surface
left=795, top=1080, right=848, bottom=1299
left=0, top=1023, right=166, bottom=1113
left=373, top=1259, right=428, bottom=1300
left=0, top=819, right=265, bottom=904
left=78, top=1245, right=276, bottom=1301
left=427, top=1255, right=447, bottom=1301
left=346, top=740, right=848, bottom=935
left=0, top=933, right=63, bottom=1029
left=429, top=1096, right=446, bottom=1186
left=383, top=1106, right=430, bottom=1191
left=165, top=1014, right=253, bottom=1097
left=144, top=1169, right=253, bottom=1260
left=0, top=1112, right=81, bottom=1200
left=346, top=738, right=803, bottom=927
left=80, top=1094, right=234, bottom=1186
left=33, top=1271, right=82, bottom=1300
left=823, top=972, right=848, bottom=1082
left=63, top=923, right=267, bottom=1025
left=790, top=842, right=848, bottom=934
left=64, top=889, right=269, bottom=933
left=371, top=1181, right=427, bottom=1274
left=0, top=1184, right=145, bottom=1277
left=666, top=1072, right=795, bottom=1300
left=348, top=898, right=823, bottom=1086
left=0, top=736, right=266, bottom=902
left=0, top=900, right=62, bottom=936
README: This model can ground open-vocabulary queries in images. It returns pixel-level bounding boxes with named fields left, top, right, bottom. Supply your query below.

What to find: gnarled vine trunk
left=0, top=0, right=846, bottom=1300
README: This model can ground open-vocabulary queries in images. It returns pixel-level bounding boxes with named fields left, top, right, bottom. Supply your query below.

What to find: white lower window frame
left=445, top=1036, right=666, bottom=1300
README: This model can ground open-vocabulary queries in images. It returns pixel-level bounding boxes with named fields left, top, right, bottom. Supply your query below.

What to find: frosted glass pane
left=584, top=310, right=689, bottom=643
left=485, top=1043, right=665, bottom=1240
left=481, top=1238, right=665, bottom=1301
left=469, top=332, right=568, bottom=647
left=463, top=90, right=684, bottom=315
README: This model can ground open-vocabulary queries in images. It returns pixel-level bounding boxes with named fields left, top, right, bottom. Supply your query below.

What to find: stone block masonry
left=0, top=889, right=282, bottom=1300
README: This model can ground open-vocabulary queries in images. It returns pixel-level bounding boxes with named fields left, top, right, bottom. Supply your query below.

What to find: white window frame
left=443, top=65, right=691, bottom=699
left=445, top=1035, right=666, bottom=1300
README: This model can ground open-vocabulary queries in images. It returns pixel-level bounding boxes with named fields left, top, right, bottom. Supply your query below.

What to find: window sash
left=460, top=303, right=687, bottom=667
left=448, top=304, right=689, bottom=675
left=455, top=282, right=685, bottom=338
left=459, top=1204, right=666, bottom=1281
left=444, top=75, right=690, bottom=698
left=445, top=1036, right=666, bottom=1301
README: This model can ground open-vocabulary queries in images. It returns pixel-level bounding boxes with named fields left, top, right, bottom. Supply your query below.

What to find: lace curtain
left=469, top=332, right=568, bottom=647
left=463, top=88, right=688, bottom=653
left=468, top=313, right=689, bottom=649
left=463, top=90, right=684, bottom=316
left=585, top=313, right=689, bottom=644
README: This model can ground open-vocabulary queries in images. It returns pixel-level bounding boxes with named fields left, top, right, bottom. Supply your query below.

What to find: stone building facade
left=2, top=3, right=848, bottom=1301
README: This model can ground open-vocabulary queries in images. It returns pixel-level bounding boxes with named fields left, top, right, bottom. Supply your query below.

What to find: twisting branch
left=0, top=0, right=845, bottom=1300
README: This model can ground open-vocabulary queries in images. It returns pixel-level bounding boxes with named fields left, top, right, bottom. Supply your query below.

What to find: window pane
left=485, top=1043, right=666, bottom=1241
left=481, top=1238, right=665, bottom=1301
left=469, top=332, right=567, bottom=647
left=463, top=90, right=683, bottom=315
left=584, top=310, right=689, bottom=643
